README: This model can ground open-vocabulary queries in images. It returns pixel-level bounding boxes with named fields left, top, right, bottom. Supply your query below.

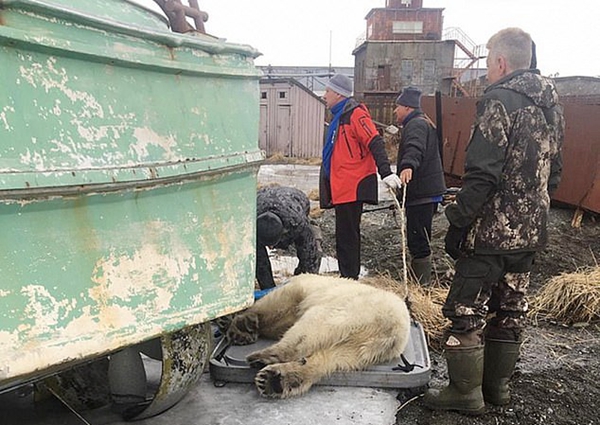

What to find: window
left=401, top=59, right=414, bottom=82
left=261, top=92, right=267, bottom=99
left=279, top=91, right=286, bottom=99
left=424, top=59, right=436, bottom=82
left=392, top=21, right=423, bottom=34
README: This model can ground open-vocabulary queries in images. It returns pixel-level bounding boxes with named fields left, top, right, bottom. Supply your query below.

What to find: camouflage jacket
left=445, top=70, right=565, bottom=254
left=257, top=186, right=320, bottom=273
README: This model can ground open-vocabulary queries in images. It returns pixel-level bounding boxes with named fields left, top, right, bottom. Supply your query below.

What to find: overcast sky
left=135, top=0, right=599, bottom=77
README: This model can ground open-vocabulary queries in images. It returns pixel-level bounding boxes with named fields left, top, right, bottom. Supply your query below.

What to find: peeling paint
left=0, top=106, right=15, bottom=131
left=19, top=57, right=105, bottom=118
left=88, top=221, right=197, bottom=325
left=131, top=127, right=178, bottom=161
left=0, top=0, right=260, bottom=393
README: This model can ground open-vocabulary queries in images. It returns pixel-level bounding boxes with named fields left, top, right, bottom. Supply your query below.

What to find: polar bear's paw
left=254, top=362, right=308, bottom=398
left=246, top=347, right=285, bottom=369
left=226, top=312, right=260, bottom=345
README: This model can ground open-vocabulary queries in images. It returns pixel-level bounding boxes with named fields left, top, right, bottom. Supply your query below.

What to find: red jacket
left=320, top=99, right=392, bottom=207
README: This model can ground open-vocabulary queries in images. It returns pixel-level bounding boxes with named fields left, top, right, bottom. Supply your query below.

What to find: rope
left=388, top=185, right=408, bottom=287
left=46, top=386, right=92, bottom=425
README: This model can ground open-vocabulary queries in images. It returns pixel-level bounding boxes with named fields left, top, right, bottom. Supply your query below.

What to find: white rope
left=388, top=185, right=408, bottom=287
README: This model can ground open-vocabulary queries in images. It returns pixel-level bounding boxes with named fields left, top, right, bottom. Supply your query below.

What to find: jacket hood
left=487, top=69, right=560, bottom=109
left=341, top=97, right=362, bottom=115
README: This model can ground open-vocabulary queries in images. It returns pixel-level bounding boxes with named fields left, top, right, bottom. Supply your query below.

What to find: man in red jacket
left=319, top=74, right=401, bottom=279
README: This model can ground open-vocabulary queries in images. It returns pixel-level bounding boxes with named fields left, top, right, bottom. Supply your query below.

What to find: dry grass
left=307, top=188, right=320, bottom=202
left=264, top=153, right=322, bottom=165
left=531, top=266, right=600, bottom=325
left=361, top=273, right=450, bottom=351
left=309, top=206, right=324, bottom=219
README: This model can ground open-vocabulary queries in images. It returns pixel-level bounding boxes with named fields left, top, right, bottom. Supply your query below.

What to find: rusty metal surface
left=131, top=323, right=212, bottom=420
left=152, top=0, right=208, bottom=33
left=421, top=96, right=600, bottom=214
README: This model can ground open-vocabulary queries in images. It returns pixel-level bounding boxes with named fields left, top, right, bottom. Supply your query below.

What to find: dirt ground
left=312, top=203, right=600, bottom=425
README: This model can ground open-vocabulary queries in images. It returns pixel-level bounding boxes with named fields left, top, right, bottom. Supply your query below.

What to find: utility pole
left=328, top=30, right=333, bottom=76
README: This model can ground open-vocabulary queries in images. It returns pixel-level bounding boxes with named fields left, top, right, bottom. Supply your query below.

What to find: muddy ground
left=312, top=203, right=600, bottom=425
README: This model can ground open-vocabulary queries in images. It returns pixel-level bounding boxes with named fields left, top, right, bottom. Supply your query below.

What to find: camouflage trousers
left=442, top=252, right=536, bottom=342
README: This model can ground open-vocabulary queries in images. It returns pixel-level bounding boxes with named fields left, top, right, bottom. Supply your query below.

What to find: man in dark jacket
left=393, top=86, right=446, bottom=285
left=424, top=28, right=564, bottom=415
left=319, top=74, right=401, bottom=280
left=256, top=186, right=321, bottom=290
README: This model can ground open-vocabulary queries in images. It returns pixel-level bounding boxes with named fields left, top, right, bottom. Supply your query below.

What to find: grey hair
left=486, top=27, right=533, bottom=71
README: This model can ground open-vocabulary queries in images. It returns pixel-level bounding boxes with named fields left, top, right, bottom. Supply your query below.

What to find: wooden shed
left=259, top=78, right=325, bottom=159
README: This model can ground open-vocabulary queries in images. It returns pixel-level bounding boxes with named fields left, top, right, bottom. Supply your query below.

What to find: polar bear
left=226, top=273, right=411, bottom=398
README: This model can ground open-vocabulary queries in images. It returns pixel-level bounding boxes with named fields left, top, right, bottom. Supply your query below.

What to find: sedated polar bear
left=226, top=273, right=411, bottom=398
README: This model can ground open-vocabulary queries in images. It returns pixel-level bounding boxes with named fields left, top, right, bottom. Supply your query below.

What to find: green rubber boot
left=411, top=256, right=432, bottom=285
left=483, top=339, right=521, bottom=405
left=424, top=344, right=485, bottom=415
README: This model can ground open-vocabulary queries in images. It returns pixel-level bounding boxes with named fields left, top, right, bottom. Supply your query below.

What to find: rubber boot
left=423, top=344, right=485, bottom=415
left=411, top=256, right=432, bottom=285
left=483, top=339, right=521, bottom=405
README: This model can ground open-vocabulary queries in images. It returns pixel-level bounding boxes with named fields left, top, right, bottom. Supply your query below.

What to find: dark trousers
left=406, top=202, right=436, bottom=259
left=442, top=251, right=536, bottom=341
left=256, top=244, right=275, bottom=290
left=334, top=202, right=363, bottom=279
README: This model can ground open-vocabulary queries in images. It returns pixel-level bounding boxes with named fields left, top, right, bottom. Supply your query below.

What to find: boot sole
left=424, top=402, right=486, bottom=416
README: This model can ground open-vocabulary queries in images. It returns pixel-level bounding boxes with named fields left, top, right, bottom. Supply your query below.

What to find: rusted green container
left=0, top=0, right=262, bottom=398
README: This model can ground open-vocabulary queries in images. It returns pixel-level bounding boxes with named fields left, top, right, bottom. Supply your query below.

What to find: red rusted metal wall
left=421, top=96, right=600, bottom=214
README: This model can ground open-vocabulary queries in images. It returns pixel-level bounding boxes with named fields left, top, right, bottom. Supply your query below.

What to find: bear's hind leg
left=253, top=341, right=397, bottom=399
left=226, top=312, right=260, bottom=345
left=254, top=359, right=307, bottom=398
left=246, top=341, right=299, bottom=369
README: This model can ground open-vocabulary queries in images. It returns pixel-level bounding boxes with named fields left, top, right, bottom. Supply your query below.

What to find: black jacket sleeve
left=368, top=135, right=392, bottom=178
left=398, top=119, right=429, bottom=172
left=293, top=225, right=321, bottom=275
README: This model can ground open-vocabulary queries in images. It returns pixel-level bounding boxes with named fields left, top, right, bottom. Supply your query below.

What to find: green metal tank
left=0, top=0, right=262, bottom=417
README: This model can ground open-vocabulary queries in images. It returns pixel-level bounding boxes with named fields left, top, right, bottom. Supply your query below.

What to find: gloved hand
left=382, top=174, right=402, bottom=190
left=445, top=225, right=468, bottom=260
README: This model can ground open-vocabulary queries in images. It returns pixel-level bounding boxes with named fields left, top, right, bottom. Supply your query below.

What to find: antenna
left=329, top=30, right=332, bottom=75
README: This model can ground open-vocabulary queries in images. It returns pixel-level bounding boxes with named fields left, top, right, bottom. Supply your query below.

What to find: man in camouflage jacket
left=424, top=28, right=564, bottom=415
left=256, top=186, right=322, bottom=290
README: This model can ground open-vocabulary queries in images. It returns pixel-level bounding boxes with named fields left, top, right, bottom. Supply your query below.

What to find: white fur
left=227, top=274, right=411, bottom=398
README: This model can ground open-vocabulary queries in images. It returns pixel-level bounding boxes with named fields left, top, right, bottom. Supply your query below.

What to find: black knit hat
left=257, top=211, right=283, bottom=246
left=395, top=86, right=422, bottom=109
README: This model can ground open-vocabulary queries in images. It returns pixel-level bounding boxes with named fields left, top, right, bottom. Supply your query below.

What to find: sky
left=135, top=0, right=600, bottom=77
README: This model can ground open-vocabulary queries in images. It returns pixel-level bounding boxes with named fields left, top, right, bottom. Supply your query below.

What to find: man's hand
left=399, top=168, right=413, bottom=185
left=382, top=174, right=402, bottom=190
left=445, top=225, right=468, bottom=260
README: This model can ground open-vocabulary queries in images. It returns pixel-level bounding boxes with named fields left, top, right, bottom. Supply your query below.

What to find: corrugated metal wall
left=259, top=79, right=325, bottom=159
left=420, top=96, right=600, bottom=213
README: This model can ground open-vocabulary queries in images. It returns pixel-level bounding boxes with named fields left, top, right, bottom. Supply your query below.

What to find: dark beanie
left=395, top=86, right=422, bottom=109
left=257, top=211, right=283, bottom=246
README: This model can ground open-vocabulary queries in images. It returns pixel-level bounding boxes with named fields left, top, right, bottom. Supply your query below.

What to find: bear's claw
left=254, top=364, right=305, bottom=398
